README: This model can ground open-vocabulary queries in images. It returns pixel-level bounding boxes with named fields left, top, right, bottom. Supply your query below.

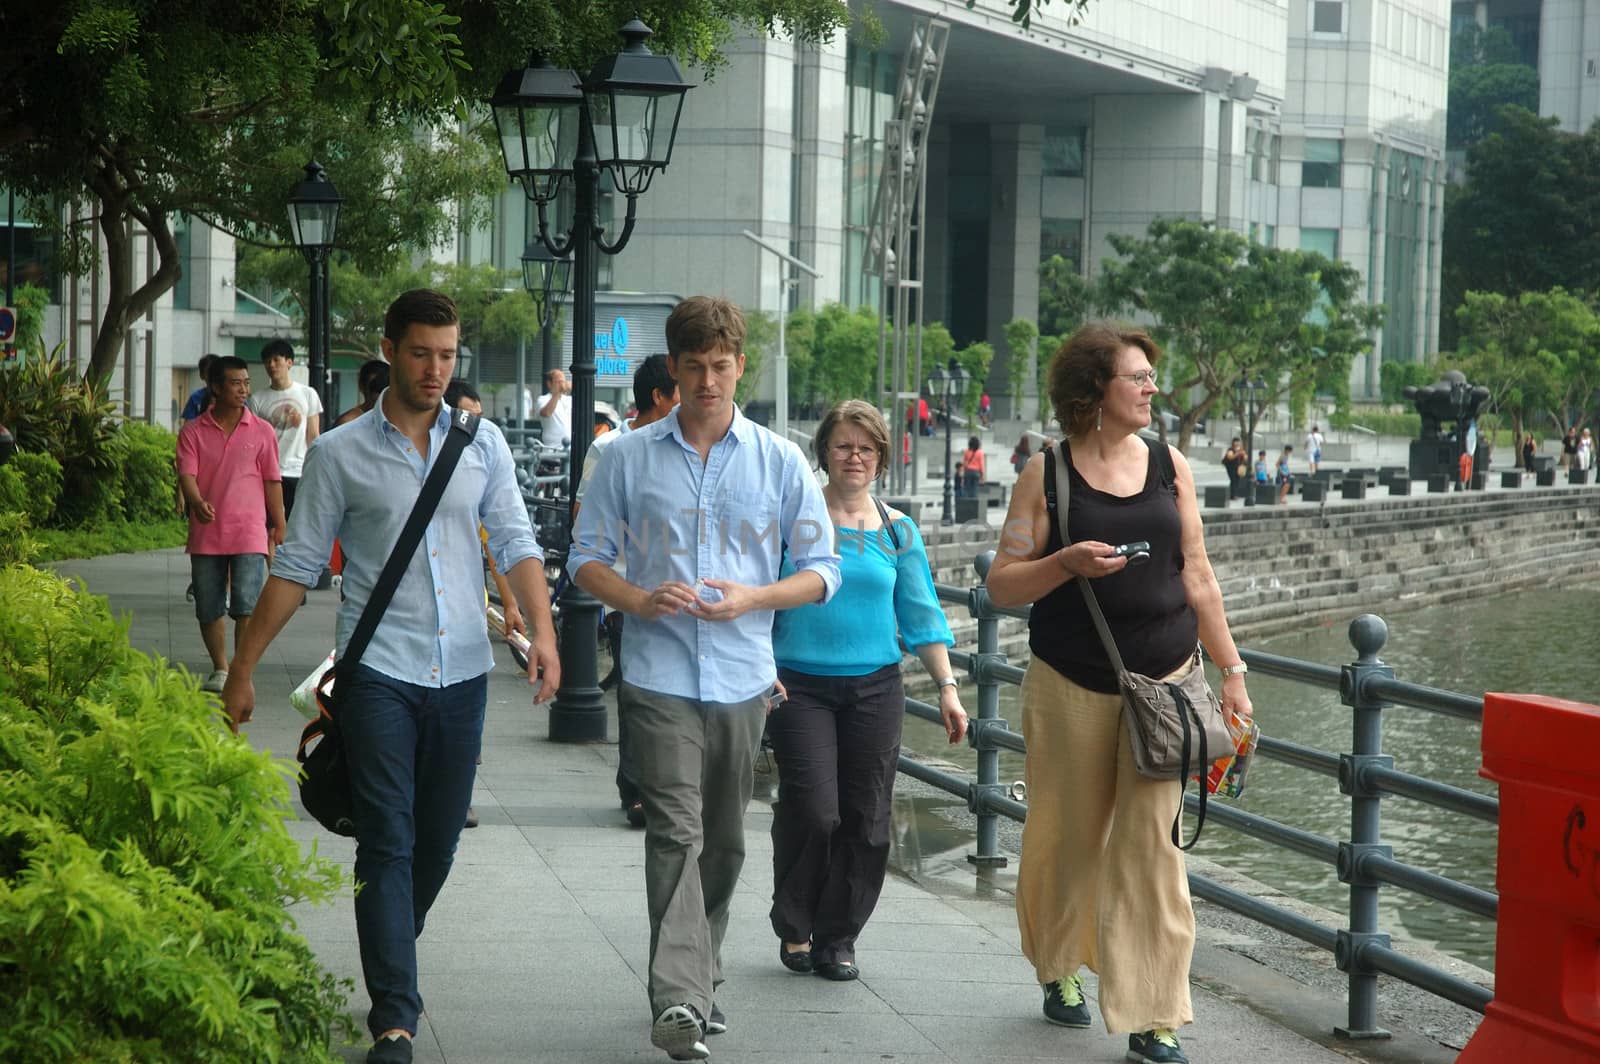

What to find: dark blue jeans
left=340, top=663, right=486, bottom=1038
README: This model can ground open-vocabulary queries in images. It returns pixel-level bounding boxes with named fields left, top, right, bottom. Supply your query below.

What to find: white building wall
left=1540, top=0, right=1600, bottom=133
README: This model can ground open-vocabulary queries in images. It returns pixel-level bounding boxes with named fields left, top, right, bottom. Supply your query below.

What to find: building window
left=1311, top=0, right=1345, bottom=35
left=1040, top=218, right=1082, bottom=271
left=1300, top=227, right=1339, bottom=259
left=172, top=214, right=193, bottom=311
left=1042, top=127, right=1086, bottom=178
left=1264, top=224, right=1277, bottom=247
left=1302, top=138, right=1342, bottom=188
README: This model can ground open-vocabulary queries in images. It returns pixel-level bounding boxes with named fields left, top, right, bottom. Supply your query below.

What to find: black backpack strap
left=1167, top=682, right=1208, bottom=850
left=341, top=409, right=481, bottom=672
left=1146, top=436, right=1178, bottom=499
left=872, top=495, right=902, bottom=551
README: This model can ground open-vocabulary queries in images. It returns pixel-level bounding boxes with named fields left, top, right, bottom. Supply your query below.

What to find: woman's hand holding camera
left=1054, top=541, right=1128, bottom=579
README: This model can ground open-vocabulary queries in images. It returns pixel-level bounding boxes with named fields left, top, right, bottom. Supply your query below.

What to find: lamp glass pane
left=493, top=102, right=528, bottom=174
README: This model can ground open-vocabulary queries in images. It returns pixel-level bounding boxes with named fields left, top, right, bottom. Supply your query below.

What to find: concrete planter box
left=1388, top=478, right=1412, bottom=496
left=1203, top=485, right=1231, bottom=508
left=954, top=496, right=983, bottom=523
left=1501, top=471, right=1523, bottom=489
left=1253, top=483, right=1278, bottom=506
left=1570, top=468, right=1591, bottom=485
left=1340, top=477, right=1366, bottom=500
left=1300, top=481, right=1326, bottom=503
left=881, top=497, right=923, bottom=525
left=1427, top=474, right=1450, bottom=493
left=1471, top=472, right=1488, bottom=491
left=1537, top=468, right=1557, bottom=486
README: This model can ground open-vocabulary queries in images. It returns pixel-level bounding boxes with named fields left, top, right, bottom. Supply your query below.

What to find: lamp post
left=930, top=359, right=968, bottom=524
left=522, top=240, right=573, bottom=384
left=1233, top=376, right=1266, bottom=500
left=287, top=161, right=342, bottom=413
left=493, top=22, right=691, bottom=742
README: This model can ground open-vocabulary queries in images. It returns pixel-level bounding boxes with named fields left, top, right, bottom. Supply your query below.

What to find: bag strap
left=1167, top=681, right=1208, bottom=850
left=341, top=408, right=481, bottom=672
left=872, top=495, right=902, bottom=551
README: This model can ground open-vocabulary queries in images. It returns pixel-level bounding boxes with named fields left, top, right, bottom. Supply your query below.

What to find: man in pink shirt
left=176, top=355, right=285, bottom=696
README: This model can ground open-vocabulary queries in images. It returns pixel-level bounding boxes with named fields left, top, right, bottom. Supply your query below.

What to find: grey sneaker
left=1042, top=974, right=1091, bottom=1028
left=1127, top=1028, right=1187, bottom=1064
left=704, top=1001, right=726, bottom=1035
left=651, top=1004, right=709, bottom=1060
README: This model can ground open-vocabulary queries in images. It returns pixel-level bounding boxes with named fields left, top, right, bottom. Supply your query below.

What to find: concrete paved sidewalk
left=54, top=548, right=1462, bottom=1064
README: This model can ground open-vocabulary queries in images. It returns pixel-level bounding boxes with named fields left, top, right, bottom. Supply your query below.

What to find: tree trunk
left=86, top=152, right=182, bottom=383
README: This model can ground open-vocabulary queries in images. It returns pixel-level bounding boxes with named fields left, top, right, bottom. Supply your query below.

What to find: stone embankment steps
left=914, top=485, right=1599, bottom=663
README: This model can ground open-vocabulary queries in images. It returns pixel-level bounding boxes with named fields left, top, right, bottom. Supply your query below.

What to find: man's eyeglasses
left=1115, top=370, right=1159, bottom=387
left=829, top=444, right=878, bottom=461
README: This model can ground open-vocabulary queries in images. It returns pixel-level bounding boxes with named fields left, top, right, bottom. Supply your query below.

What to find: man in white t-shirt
left=251, top=339, right=323, bottom=517
left=538, top=367, right=572, bottom=450
left=1304, top=424, right=1324, bottom=475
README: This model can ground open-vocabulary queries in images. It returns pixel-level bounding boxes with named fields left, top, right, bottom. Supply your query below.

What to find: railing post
left=1335, top=613, right=1395, bottom=1040
left=966, top=550, right=1008, bottom=868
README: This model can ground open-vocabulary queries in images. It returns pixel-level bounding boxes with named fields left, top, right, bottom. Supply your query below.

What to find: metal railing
left=903, top=551, right=1496, bottom=1039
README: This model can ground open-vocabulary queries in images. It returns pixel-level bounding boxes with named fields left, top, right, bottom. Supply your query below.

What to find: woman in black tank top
left=984, top=324, right=1254, bottom=1064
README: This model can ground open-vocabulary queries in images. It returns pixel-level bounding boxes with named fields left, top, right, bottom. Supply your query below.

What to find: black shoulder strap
left=341, top=409, right=481, bottom=671
left=872, top=496, right=902, bottom=551
left=1146, top=436, right=1177, bottom=498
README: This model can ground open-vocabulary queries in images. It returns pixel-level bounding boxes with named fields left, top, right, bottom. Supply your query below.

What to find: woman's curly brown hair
left=1046, top=322, right=1162, bottom=437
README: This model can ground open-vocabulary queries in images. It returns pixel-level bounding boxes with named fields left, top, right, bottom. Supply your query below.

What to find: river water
left=898, top=585, right=1600, bottom=970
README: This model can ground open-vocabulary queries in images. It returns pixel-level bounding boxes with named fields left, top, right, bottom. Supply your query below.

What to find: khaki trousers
left=623, top=682, right=767, bottom=1019
left=1015, top=659, right=1195, bottom=1034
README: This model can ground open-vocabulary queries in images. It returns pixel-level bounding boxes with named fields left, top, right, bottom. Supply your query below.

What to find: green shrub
left=0, top=565, right=354, bottom=1062
left=1332, top=408, right=1423, bottom=437
left=2, top=451, right=63, bottom=526
left=0, top=344, right=124, bottom=528
left=0, top=511, right=39, bottom=567
left=120, top=422, right=180, bottom=525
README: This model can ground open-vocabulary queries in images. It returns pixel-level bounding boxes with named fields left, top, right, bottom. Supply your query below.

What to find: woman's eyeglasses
left=829, top=445, right=877, bottom=461
left=1114, top=370, right=1159, bottom=387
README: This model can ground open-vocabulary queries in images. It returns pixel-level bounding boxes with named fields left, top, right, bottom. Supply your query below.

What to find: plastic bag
left=1205, top=709, right=1260, bottom=798
left=290, top=649, right=337, bottom=720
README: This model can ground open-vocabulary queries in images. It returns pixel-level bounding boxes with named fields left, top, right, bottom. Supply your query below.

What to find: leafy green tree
left=1452, top=288, right=1600, bottom=442
left=736, top=308, right=777, bottom=406
left=1447, top=25, right=1539, bottom=150
left=956, top=341, right=994, bottom=422
left=1003, top=317, right=1039, bottom=416
left=783, top=303, right=881, bottom=408
left=1038, top=254, right=1099, bottom=338
left=1097, top=218, right=1381, bottom=451
left=1441, top=106, right=1600, bottom=348
left=3, top=1, right=853, bottom=384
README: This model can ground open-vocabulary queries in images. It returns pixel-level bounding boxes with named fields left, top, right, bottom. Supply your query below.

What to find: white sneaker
left=651, top=1005, right=709, bottom=1060
left=202, top=669, right=228, bottom=693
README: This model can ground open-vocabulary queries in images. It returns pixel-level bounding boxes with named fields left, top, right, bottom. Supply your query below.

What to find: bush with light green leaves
left=0, top=565, right=354, bottom=1062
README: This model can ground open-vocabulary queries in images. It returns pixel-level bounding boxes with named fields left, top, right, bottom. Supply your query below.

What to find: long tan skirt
left=1014, top=658, right=1195, bottom=1034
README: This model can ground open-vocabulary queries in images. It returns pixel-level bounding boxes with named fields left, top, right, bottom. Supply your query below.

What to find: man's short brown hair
left=665, top=296, right=746, bottom=359
left=1046, top=322, right=1162, bottom=437
left=384, top=288, right=459, bottom=346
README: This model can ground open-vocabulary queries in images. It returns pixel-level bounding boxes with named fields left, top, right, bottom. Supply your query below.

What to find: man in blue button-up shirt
left=222, top=289, right=560, bottom=1064
left=570, top=296, right=840, bottom=1062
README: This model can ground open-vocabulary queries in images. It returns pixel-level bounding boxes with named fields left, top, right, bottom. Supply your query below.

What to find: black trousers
left=768, top=664, right=903, bottom=965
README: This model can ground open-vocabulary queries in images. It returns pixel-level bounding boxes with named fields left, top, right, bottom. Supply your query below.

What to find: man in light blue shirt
left=222, top=289, right=561, bottom=1064
left=570, top=296, right=840, bottom=1062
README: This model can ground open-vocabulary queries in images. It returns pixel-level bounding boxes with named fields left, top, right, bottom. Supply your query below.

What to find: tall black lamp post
left=493, top=21, right=690, bottom=742
left=522, top=240, right=573, bottom=382
left=287, top=162, right=342, bottom=413
left=1233, top=376, right=1266, bottom=499
left=929, top=359, right=968, bottom=525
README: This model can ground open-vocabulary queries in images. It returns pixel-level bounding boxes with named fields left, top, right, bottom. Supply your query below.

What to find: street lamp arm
left=593, top=193, right=639, bottom=256
left=534, top=199, right=581, bottom=258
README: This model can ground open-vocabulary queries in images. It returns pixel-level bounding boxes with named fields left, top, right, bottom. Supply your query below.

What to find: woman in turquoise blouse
left=769, top=400, right=968, bottom=981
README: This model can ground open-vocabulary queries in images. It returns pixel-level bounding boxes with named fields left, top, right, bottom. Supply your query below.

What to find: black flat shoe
left=779, top=942, right=813, bottom=973
left=813, top=960, right=859, bottom=981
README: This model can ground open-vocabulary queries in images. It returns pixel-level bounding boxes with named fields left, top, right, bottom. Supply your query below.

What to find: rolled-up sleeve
left=478, top=425, right=542, bottom=573
left=893, top=521, right=953, bottom=649
left=270, top=437, right=344, bottom=586
left=779, top=448, right=841, bottom=604
left=568, top=440, right=623, bottom=576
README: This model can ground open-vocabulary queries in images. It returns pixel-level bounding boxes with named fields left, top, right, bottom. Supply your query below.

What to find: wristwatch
left=937, top=676, right=960, bottom=690
left=1220, top=662, right=1249, bottom=677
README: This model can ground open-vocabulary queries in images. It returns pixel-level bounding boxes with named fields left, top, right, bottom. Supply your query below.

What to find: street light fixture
left=521, top=239, right=573, bottom=386
left=493, top=19, right=691, bottom=743
left=929, top=359, right=969, bottom=525
left=287, top=161, right=342, bottom=412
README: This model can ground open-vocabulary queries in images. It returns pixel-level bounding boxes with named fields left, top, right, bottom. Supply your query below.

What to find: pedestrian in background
left=251, top=339, right=322, bottom=519
left=986, top=322, right=1253, bottom=1064
left=181, top=353, right=220, bottom=421
left=175, top=356, right=283, bottom=694
left=336, top=360, right=391, bottom=427
left=1303, top=424, right=1323, bottom=475
left=1276, top=445, right=1294, bottom=504
left=569, top=296, right=840, bottom=1062
left=1221, top=437, right=1246, bottom=499
left=1579, top=428, right=1594, bottom=473
left=961, top=435, right=985, bottom=499
left=768, top=400, right=967, bottom=983
left=1523, top=433, right=1537, bottom=474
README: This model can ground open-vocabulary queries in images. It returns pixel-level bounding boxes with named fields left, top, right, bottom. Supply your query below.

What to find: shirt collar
left=200, top=405, right=257, bottom=430
left=374, top=391, right=450, bottom=437
left=658, top=404, right=752, bottom=448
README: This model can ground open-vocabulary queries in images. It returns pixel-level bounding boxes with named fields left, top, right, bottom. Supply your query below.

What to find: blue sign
left=595, top=316, right=632, bottom=353
left=596, top=356, right=630, bottom=376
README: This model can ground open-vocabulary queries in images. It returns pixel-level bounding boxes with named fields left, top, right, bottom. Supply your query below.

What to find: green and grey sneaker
left=1127, top=1027, right=1187, bottom=1064
left=1041, top=974, right=1091, bottom=1028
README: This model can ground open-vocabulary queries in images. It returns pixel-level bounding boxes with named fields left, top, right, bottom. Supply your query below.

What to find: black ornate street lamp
left=493, top=21, right=691, bottom=743
left=521, top=240, right=572, bottom=382
left=287, top=161, right=342, bottom=413
left=929, top=359, right=969, bottom=525
left=1233, top=376, right=1267, bottom=500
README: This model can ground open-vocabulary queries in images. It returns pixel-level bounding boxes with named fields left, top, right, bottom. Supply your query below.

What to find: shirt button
left=437, top=588, right=444, bottom=595
left=439, top=629, right=446, bottom=636
left=431, top=550, right=438, bottom=557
